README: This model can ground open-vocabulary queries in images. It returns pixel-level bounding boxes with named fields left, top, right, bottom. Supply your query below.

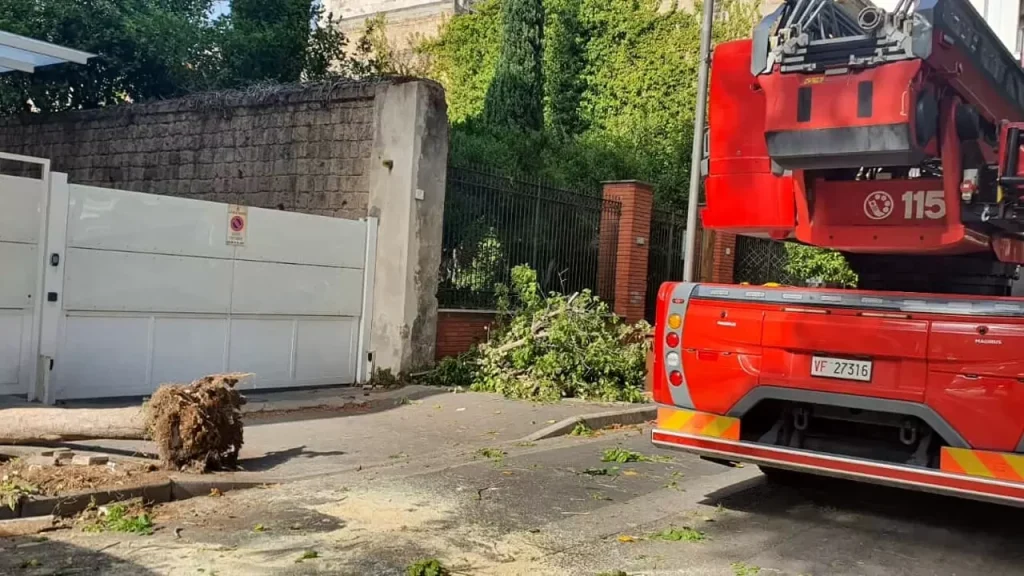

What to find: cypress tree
left=483, top=0, right=545, bottom=132
left=545, top=0, right=586, bottom=138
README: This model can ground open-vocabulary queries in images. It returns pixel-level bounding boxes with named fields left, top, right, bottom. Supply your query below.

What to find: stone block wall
left=0, top=82, right=380, bottom=220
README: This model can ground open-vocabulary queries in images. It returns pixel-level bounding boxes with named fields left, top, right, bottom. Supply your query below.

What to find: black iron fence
left=438, top=165, right=622, bottom=309
left=644, top=209, right=699, bottom=323
left=733, top=235, right=795, bottom=285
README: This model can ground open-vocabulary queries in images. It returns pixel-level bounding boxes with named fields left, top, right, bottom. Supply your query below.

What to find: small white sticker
left=227, top=205, right=248, bottom=246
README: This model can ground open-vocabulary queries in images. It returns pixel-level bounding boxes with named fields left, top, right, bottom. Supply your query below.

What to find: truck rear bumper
left=653, top=429, right=1024, bottom=507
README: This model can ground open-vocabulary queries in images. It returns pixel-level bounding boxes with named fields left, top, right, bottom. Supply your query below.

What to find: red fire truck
left=652, top=0, right=1024, bottom=505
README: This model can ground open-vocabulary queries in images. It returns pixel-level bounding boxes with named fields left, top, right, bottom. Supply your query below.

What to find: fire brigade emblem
left=864, top=191, right=894, bottom=220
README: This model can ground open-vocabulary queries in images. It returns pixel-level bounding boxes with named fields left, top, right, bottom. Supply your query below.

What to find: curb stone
left=12, top=477, right=275, bottom=521
left=518, top=405, right=656, bottom=442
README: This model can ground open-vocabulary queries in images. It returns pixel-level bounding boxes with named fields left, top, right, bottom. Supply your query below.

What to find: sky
left=210, top=0, right=230, bottom=19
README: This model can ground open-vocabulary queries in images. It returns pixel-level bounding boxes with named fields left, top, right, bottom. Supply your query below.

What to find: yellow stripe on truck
left=657, top=407, right=741, bottom=440
left=941, top=447, right=1024, bottom=483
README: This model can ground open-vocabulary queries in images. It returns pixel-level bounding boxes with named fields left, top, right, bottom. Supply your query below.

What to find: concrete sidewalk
left=58, top=386, right=641, bottom=480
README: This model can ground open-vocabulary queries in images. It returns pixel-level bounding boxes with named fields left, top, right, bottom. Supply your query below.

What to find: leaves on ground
left=82, top=501, right=154, bottom=535
left=649, top=526, right=706, bottom=542
left=731, top=562, right=761, bottom=576
left=253, top=524, right=267, bottom=533
left=296, top=550, right=319, bottom=563
left=602, top=447, right=671, bottom=464
left=570, top=421, right=594, bottom=437
left=406, top=558, right=451, bottom=576
left=617, top=534, right=636, bottom=543
left=19, top=559, right=41, bottom=569
left=581, top=466, right=619, bottom=476
left=0, top=475, right=39, bottom=510
left=596, top=571, right=630, bottom=576
left=476, top=448, right=507, bottom=462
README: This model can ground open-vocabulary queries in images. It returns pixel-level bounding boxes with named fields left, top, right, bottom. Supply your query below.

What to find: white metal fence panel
left=42, top=181, right=375, bottom=401
left=0, top=172, right=46, bottom=396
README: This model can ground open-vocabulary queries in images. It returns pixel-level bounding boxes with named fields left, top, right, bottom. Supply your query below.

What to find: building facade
left=326, top=0, right=477, bottom=55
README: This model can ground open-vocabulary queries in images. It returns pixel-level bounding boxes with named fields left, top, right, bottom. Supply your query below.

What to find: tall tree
left=223, top=0, right=334, bottom=84
left=0, top=0, right=218, bottom=113
left=544, top=0, right=586, bottom=138
left=483, top=0, right=545, bottom=132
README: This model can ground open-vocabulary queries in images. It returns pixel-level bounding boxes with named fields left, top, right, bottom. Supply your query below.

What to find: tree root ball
left=145, top=374, right=248, bottom=472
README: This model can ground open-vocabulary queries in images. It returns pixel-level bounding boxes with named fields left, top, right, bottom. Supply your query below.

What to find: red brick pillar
left=710, top=231, right=737, bottom=284
left=600, top=181, right=654, bottom=323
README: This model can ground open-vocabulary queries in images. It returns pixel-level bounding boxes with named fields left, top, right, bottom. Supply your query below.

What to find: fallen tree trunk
left=0, top=406, right=147, bottom=442
left=0, top=374, right=248, bottom=472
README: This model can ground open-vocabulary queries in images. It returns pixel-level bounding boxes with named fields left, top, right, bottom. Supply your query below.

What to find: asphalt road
left=7, top=426, right=1024, bottom=575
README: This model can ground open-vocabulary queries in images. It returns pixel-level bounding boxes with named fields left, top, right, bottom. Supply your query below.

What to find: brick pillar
left=710, top=231, right=737, bottom=284
left=601, top=181, right=654, bottom=323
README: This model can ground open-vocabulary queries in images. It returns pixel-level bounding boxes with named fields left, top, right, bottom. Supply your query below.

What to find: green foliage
left=649, top=526, right=707, bottom=542
left=476, top=447, right=507, bottom=461
left=0, top=0, right=374, bottom=114
left=295, top=550, right=319, bottom=562
left=469, top=266, right=650, bottom=402
left=220, top=0, right=355, bottom=85
left=731, top=562, right=761, bottom=576
left=419, top=0, right=503, bottom=124
left=426, top=352, right=479, bottom=389
left=483, top=0, right=546, bottom=132
left=784, top=243, right=858, bottom=287
left=601, top=447, right=670, bottom=463
left=570, top=421, right=594, bottom=437
left=0, top=475, right=38, bottom=510
left=406, top=558, right=451, bottom=576
left=423, top=0, right=761, bottom=204
left=84, top=502, right=154, bottom=535
left=429, top=266, right=649, bottom=402
left=545, top=0, right=586, bottom=137
left=0, top=0, right=218, bottom=112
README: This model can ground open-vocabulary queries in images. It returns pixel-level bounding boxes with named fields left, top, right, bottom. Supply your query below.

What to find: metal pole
left=683, top=0, right=716, bottom=282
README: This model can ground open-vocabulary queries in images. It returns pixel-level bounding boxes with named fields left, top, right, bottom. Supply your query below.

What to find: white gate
left=0, top=155, right=376, bottom=402
left=0, top=159, right=49, bottom=397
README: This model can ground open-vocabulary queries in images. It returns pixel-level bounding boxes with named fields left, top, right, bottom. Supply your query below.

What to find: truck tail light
left=665, top=332, right=680, bottom=347
left=669, top=371, right=684, bottom=386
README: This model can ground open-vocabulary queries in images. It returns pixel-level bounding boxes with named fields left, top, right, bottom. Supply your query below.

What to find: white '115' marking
left=902, top=190, right=946, bottom=219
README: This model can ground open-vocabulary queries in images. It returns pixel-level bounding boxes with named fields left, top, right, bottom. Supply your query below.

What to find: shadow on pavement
left=242, top=385, right=448, bottom=426
left=705, top=471, right=1024, bottom=536
left=240, top=445, right=348, bottom=472
left=0, top=536, right=159, bottom=575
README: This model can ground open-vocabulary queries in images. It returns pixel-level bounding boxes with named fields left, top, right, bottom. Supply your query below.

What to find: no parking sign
left=227, top=205, right=247, bottom=246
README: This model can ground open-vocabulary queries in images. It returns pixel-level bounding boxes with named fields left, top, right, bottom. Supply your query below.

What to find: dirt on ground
left=0, top=458, right=168, bottom=497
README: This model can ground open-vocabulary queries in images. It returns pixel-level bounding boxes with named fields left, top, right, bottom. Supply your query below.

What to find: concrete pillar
left=601, top=181, right=654, bottom=324
left=367, top=80, right=449, bottom=374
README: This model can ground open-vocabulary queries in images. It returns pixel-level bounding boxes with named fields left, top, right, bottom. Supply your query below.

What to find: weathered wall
left=0, top=83, right=378, bottom=220
left=368, top=80, right=448, bottom=372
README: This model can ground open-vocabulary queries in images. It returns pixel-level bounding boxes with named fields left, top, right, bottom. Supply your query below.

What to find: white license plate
left=810, top=356, right=872, bottom=382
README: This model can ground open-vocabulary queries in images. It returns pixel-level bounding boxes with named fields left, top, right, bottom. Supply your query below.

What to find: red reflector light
left=669, top=371, right=683, bottom=386
left=665, top=332, right=680, bottom=347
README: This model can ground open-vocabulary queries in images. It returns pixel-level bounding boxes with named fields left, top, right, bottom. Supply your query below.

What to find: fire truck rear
left=653, top=0, right=1024, bottom=505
